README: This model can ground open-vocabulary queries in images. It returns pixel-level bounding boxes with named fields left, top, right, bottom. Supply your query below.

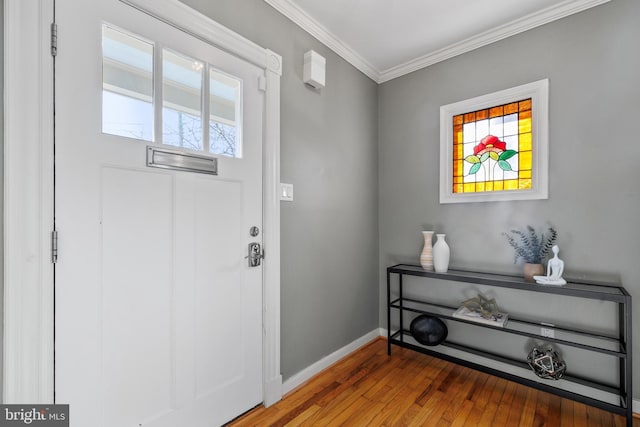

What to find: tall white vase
left=433, top=233, right=450, bottom=273
left=420, top=231, right=434, bottom=271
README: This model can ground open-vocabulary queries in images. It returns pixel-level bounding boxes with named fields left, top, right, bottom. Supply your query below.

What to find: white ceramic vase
left=420, top=231, right=434, bottom=271
left=433, top=233, right=450, bottom=273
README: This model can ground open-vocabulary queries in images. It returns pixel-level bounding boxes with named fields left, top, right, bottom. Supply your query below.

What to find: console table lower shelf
left=387, top=264, right=633, bottom=427
left=389, top=332, right=621, bottom=409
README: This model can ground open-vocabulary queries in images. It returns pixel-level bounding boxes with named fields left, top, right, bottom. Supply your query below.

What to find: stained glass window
left=439, top=79, right=548, bottom=203
left=452, top=99, right=532, bottom=194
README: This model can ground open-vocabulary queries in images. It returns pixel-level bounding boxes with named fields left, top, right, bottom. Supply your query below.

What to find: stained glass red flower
left=464, top=134, right=518, bottom=176
left=473, top=135, right=507, bottom=155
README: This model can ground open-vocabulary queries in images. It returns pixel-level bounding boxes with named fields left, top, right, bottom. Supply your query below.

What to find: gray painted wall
left=179, top=0, right=380, bottom=380
left=378, top=0, right=640, bottom=399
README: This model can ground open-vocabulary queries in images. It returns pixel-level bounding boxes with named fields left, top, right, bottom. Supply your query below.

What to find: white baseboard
left=282, top=328, right=384, bottom=395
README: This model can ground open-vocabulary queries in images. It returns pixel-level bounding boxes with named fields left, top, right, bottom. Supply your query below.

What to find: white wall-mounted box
left=303, top=50, right=326, bottom=89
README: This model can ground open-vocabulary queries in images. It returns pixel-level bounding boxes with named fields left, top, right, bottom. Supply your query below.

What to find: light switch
left=280, top=183, right=294, bottom=201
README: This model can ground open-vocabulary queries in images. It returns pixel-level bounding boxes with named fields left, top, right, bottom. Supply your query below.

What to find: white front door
left=54, top=1, right=265, bottom=425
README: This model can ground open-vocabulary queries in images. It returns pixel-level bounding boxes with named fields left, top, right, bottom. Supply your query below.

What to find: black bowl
left=410, top=315, right=448, bottom=346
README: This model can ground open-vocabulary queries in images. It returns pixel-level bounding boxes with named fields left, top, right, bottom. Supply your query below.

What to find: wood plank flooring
left=228, top=338, right=638, bottom=427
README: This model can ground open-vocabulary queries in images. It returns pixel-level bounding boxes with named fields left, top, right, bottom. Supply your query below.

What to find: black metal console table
left=387, top=264, right=633, bottom=426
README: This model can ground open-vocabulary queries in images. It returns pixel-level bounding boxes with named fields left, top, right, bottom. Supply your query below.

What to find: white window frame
left=439, top=79, right=549, bottom=204
left=4, top=0, right=283, bottom=406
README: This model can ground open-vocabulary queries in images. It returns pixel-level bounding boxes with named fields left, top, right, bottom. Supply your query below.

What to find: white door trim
left=3, top=0, right=55, bottom=403
left=3, top=0, right=283, bottom=406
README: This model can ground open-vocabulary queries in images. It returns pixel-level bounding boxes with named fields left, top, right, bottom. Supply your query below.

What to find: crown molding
left=265, top=0, right=611, bottom=84
left=378, top=0, right=611, bottom=83
left=263, top=0, right=380, bottom=82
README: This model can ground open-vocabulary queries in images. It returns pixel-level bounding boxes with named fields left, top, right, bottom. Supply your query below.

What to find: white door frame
left=3, top=0, right=283, bottom=406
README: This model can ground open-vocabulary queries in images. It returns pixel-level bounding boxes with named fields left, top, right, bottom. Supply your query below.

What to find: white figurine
left=534, top=245, right=567, bottom=286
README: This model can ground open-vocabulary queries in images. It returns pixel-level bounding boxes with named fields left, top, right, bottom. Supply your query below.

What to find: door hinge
left=258, top=75, right=267, bottom=92
left=50, top=23, right=58, bottom=57
left=51, top=230, right=58, bottom=263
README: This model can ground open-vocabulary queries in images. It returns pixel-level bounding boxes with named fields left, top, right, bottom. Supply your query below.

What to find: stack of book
left=452, top=306, right=508, bottom=327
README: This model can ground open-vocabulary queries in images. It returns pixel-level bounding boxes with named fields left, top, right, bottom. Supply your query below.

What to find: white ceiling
left=264, top=0, right=610, bottom=83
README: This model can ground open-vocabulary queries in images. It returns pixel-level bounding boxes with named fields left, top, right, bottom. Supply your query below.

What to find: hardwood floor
left=228, top=338, right=637, bottom=427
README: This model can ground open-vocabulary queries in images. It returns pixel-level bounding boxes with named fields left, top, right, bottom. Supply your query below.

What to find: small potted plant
left=503, top=226, right=558, bottom=281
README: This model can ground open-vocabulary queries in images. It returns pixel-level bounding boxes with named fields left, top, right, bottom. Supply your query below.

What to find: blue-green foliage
left=502, top=226, right=557, bottom=264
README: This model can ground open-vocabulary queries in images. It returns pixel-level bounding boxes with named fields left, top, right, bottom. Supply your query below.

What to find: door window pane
left=102, top=25, right=154, bottom=141
left=210, top=70, right=242, bottom=158
left=163, top=49, right=203, bottom=150
left=101, top=27, right=246, bottom=157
